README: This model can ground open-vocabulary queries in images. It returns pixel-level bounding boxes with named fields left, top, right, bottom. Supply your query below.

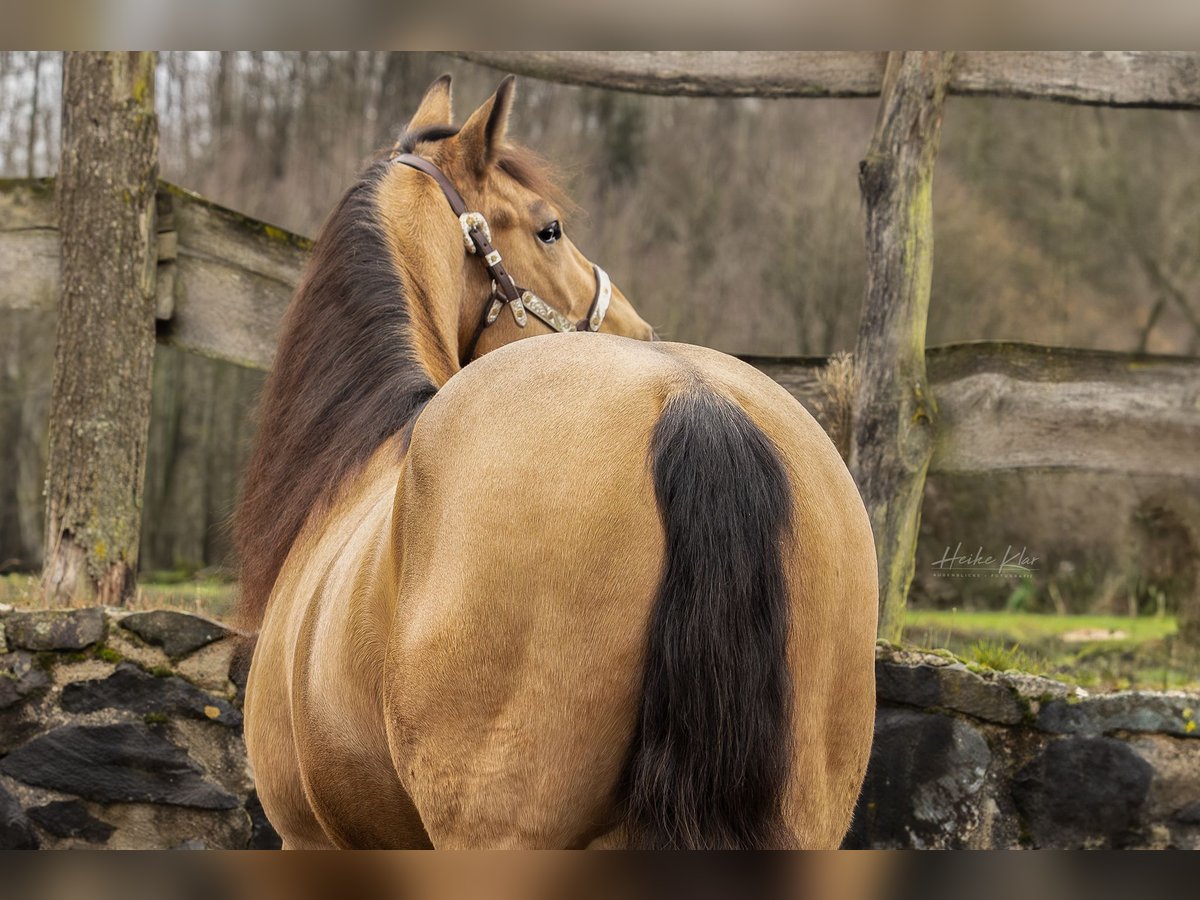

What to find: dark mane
left=234, top=159, right=436, bottom=629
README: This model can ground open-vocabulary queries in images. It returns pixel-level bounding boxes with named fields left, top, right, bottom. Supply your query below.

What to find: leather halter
left=391, top=153, right=612, bottom=363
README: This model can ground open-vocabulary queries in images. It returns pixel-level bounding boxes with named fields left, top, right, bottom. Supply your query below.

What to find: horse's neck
left=384, top=222, right=465, bottom=388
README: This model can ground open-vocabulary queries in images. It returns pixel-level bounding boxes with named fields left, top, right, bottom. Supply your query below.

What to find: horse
left=237, top=74, right=878, bottom=850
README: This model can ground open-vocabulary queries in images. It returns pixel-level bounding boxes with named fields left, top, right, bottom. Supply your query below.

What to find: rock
left=176, top=639, right=236, bottom=694
left=53, top=657, right=118, bottom=688
left=877, top=660, right=1025, bottom=725
left=875, top=645, right=958, bottom=668
left=844, top=708, right=991, bottom=849
left=246, top=791, right=282, bottom=850
left=0, top=651, right=51, bottom=709
left=99, top=802, right=251, bottom=850
left=0, top=723, right=238, bottom=810
left=1038, top=692, right=1200, bottom=739
left=0, top=652, right=53, bottom=754
left=61, top=662, right=241, bottom=727
left=1175, top=802, right=1200, bottom=825
left=0, top=710, right=46, bottom=757
left=1012, top=736, right=1152, bottom=848
left=5, top=608, right=105, bottom=651
left=119, top=610, right=228, bottom=660
left=1002, top=670, right=1082, bottom=703
left=1124, top=734, right=1200, bottom=841
left=27, top=800, right=115, bottom=844
left=0, top=783, right=38, bottom=849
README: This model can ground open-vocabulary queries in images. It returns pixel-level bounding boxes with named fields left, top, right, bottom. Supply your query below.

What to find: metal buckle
left=459, top=211, right=491, bottom=254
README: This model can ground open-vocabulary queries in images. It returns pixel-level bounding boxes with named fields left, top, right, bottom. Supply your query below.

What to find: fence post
left=850, top=51, right=954, bottom=642
left=41, top=52, right=159, bottom=606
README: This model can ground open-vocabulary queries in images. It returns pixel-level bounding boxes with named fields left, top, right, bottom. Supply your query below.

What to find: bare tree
left=42, top=52, right=159, bottom=606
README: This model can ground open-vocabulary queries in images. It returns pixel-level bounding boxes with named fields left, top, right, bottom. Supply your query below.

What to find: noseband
left=392, top=153, right=612, bottom=362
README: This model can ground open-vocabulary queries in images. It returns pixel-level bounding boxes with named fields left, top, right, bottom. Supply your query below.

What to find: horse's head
left=377, top=75, right=654, bottom=370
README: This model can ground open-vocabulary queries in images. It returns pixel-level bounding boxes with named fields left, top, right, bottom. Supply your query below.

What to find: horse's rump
left=381, top=336, right=875, bottom=849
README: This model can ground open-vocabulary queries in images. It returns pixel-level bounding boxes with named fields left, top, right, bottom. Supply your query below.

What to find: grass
left=0, top=573, right=237, bottom=621
left=905, top=609, right=1178, bottom=644
left=904, top=608, right=1198, bottom=692
left=964, top=639, right=1040, bottom=674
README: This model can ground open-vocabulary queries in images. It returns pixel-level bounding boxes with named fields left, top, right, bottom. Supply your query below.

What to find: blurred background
left=1, top=51, right=1198, bottom=686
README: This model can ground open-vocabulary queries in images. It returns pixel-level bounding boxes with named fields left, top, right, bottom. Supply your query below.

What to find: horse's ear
left=457, top=75, right=516, bottom=175
left=402, top=74, right=454, bottom=135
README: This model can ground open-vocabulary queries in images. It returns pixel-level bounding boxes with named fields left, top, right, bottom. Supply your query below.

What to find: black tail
left=623, top=385, right=795, bottom=849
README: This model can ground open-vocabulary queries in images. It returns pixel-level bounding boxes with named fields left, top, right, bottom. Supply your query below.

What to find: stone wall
left=1, top=606, right=1198, bottom=849
left=0, top=605, right=277, bottom=849
left=848, top=646, right=1200, bottom=849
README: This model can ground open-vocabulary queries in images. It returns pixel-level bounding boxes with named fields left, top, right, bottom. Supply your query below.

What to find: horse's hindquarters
left=383, top=334, right=877, bottom=849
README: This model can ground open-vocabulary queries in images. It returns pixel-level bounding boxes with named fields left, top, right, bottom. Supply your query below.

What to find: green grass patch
left=965, top=639, right=1040, bottom=674
left=1, top=573, right=236, bottom=621
left=903, top=609, right=1197, bottom=692
left=905, top=609, right=1177, bottom=643
left=135, top=579, right=237, bottom=619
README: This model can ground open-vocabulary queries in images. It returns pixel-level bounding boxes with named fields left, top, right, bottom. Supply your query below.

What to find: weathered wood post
left=849, top=51, right=954, bottom=642
left=41, top=52, right=159, bottom=606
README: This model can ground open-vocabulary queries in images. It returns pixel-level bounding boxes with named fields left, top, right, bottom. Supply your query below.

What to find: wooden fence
left=3, top=51, right=1199, bottom=636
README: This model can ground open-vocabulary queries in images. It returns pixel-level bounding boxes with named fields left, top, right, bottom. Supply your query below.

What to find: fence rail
left=751, top=345, right=1200, bottom=479
left=1, top=178, right=309, bottom=371
left=453, top=51, right=1200, bottom=108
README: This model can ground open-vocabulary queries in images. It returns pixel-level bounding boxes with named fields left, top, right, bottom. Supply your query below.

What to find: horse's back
left=387, top=334, right=876, bottom=847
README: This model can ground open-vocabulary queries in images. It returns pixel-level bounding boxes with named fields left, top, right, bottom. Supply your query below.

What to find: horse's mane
left=235, top=131, right=569, bottom=630
left=234, top=157, right=435, bottom=630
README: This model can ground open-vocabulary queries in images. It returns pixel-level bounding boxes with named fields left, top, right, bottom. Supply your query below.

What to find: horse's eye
left=536, top=220, right=562, bottom=244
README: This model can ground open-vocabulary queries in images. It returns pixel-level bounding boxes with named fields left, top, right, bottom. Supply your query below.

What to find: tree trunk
left=849, top=51, right=954, bottom=642
left=42, top=51, right=159, bottom=607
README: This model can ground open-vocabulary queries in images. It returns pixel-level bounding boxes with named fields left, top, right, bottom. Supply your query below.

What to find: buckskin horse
left=237, top=75, right=878, bottom=849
